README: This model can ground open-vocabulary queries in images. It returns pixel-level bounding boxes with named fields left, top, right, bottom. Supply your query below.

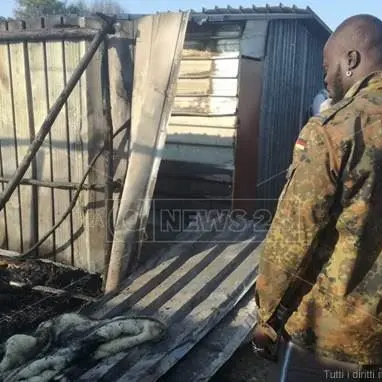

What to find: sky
left=1, top=0, right=381, bottom=31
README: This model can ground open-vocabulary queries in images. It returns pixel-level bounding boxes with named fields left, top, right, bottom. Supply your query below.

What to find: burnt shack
left=147, top=4, right=331, bottom=237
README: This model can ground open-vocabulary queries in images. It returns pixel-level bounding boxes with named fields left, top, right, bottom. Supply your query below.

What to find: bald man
left=252, top=14, right=382, bottom=381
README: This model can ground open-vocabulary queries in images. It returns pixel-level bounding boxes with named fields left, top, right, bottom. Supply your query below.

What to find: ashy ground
left=210, top=343, right=274, bottom=382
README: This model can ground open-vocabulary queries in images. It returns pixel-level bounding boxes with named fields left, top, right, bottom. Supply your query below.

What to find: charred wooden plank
left=63, top=217, right=266, bottom=381
left=159, top=287, right=258, bottom=382
left=9, top=281, right=98, bottom=302
left=0, top=28, right=102, bottom=43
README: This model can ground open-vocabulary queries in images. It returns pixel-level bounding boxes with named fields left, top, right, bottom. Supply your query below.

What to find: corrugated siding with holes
left=152, top=22, right=243, bottom=213
left=256, top=19, right=326, bottom=214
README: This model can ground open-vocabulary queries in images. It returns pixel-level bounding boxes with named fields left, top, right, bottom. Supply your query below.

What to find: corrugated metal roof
left=180, top=4, right=331, bottom=36
left=123, top=4, right=331, bottom=37
left=196, top=4, right=314, bottom=14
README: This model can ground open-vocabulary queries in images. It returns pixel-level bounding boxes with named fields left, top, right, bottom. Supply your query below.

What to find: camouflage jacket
left=255, top=71, right=382, bottom=365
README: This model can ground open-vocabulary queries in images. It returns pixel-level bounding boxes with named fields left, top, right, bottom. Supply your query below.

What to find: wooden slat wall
left=28, top=17, right=57, bottom=259
left=152, top=22, right=243, bottom=218
left=64, top=33, right=88, bottom=268
left=78, top=17, right=106, bottom=273
left=0, top=16, right=134, bottom=273
left=0, top=22, right=22, bottom=251
left=11, top=20, right=37, bottom=253
left=0, top=17, right=90, bottom=266
left=46, top=18, right=73, bottom=264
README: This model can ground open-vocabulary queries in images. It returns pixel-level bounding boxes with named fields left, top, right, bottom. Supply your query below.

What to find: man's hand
left=252, top=324, right=277, bottom=348
left=250, top=319, right=281, bottom=362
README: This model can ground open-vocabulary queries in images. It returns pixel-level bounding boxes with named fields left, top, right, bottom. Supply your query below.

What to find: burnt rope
left=0, top=13, right=117, bottom=212
left=4, top=122, right=129, bottom=261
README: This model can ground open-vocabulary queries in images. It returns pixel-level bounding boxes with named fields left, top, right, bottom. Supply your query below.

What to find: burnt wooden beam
left=0, top=176, right=119, bottom=191
left=0, top=28, right=100, bottom=42
left=9, top=281, right=98, bottom=302
left=0, top=248, right=20, bottom=258
left=100, top=37, right=115, bottom=287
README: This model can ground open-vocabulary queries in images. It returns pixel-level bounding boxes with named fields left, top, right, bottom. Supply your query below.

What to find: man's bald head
left=323, top=14, right=382, bottom=103
left=329, top=14, right=382, bottom=62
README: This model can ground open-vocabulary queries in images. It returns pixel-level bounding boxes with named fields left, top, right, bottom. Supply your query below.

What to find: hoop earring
left=346, top=70, right=353, bottom=77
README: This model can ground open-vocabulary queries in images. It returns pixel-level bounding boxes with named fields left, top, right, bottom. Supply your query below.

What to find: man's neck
left=345, top=70, right=382, bottom=98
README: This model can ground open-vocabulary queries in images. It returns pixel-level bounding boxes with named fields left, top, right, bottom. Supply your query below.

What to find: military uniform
left=256, top=71, right=382, bottom=366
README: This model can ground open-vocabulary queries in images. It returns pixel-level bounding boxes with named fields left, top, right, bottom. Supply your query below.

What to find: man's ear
left=347, top=50, right=361, bottom=70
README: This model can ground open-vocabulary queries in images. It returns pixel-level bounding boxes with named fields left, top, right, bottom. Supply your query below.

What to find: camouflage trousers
left=266, top=340, right=382, bottom=382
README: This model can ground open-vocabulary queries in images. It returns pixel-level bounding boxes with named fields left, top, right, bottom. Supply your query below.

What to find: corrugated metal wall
left=256, top=19, right=326, bottom=215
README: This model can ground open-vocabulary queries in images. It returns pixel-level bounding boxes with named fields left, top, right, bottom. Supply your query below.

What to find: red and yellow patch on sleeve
left=295, top=138, right=307, bottom=151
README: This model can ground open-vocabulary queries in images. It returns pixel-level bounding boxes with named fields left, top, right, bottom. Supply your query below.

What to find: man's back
left=254, top=14, right=382, bottom=381
left=283, top=71, right=382, bottom=365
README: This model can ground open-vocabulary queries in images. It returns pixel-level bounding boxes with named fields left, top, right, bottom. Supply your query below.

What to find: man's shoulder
left=320, top=92, right=382, bottom=125
left=313, top=97, right=356, bottom=127
left=305, top=93, right=382, bottom=145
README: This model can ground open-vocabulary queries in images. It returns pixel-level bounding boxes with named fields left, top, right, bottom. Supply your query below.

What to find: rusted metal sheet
left=105, top=12, right=190, bottom=292
left=232, top=59, right=264, bottom=216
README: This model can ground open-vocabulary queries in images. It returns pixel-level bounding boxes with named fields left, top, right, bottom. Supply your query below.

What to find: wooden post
left=104, top=12, right=190, bottom=293
left=100, top=38, right=114, bottom=283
